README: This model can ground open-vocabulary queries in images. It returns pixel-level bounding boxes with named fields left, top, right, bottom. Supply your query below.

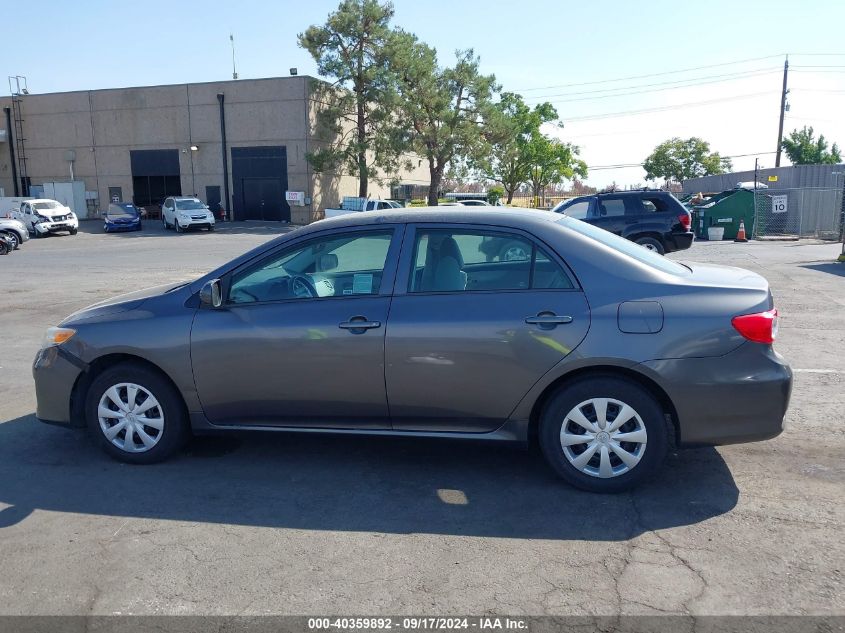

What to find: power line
left=586, top=151, right=778, bottom=171
left=560, top=91, right=777, bottom=123
left=514, top=54, right=785, bottom=92
left=524, top=68, right=782, bottom=104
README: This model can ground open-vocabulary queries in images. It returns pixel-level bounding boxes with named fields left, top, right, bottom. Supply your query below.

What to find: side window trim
left=220, top=225, right=404, bottom=305
left=393, top=222, right=580, bottom=296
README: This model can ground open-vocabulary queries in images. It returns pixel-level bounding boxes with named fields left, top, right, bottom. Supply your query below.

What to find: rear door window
left=597, top=198, right=627, bottom=217
left=409, top=228, right=573, bottom=293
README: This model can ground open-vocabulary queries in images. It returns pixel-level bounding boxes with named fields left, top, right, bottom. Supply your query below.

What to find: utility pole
left=775, top=56, right=789, bottom=167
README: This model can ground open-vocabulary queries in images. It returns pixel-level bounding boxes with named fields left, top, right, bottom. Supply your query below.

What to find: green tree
left=643, top=137, right=732, bottom=183
left=391, top=34, right=499, bottom=205
left=478, top=92, right=560, bottom=204
left=298, top=0, right=406, bottom=198
left=526, top=134, right=587, bottom=202
left=782, top=126, right=842, bottom=165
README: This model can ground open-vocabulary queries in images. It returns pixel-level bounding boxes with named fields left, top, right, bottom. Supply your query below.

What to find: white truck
left=13, top=198, right=79, bottom=237
left=324, top=197, right=403, bottom=219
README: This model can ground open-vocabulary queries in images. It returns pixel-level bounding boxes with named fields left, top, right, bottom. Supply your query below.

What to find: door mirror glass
left=317, top=253, right=338, bottom=272
left=200, top=279, right=223, bottom=308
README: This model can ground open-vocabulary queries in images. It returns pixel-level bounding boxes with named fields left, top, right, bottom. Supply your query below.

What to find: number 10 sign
left=771, top=195, right=788, bottom=214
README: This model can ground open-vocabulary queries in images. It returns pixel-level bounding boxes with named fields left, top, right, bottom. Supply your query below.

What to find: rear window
left=555, top=216, right=690, bottom=276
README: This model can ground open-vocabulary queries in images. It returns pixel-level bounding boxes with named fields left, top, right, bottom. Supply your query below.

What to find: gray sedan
left=33, top=208, right=792, bottom=493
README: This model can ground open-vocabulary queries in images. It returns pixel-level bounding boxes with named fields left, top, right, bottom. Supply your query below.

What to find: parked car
left=325, top=198, right=403, bottom=218
left=162, top=197, right=215, bottom=232
left=0, top=232, right=13, bottom=255
left=15, top=199, right=79, bottom=237
left=33, top=208, right=791, bottom=493
left=551, top=190, right=693, bottom=255
left=450, top=199, right=491, bottom=207
left=0, top=217, right=30, bottom=249
left=104, top=202, right=143, bottom=232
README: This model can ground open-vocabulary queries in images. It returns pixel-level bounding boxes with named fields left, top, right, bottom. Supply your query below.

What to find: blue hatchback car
left=103, top=203, right=143, bottom=233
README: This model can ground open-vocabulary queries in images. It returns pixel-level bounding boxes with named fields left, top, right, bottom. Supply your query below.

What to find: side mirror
left=200, top=279, right=223, bottom=308
left=318, top=253, right=338, bottom=272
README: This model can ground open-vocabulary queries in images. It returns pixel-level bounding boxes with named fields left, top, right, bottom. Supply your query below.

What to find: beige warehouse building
left=0, top=76, right=428, bottom=224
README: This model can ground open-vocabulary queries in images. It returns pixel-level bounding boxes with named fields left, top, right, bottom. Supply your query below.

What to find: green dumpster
left=690, top=189, right=756, bottom=240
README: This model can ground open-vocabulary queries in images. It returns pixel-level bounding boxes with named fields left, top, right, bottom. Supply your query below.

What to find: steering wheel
left=290, top=274, right=317, bottom=299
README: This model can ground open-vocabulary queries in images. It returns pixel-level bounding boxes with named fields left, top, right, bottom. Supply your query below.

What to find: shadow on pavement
left=799, top=262, right=845, bottom=277
left=0, top=414, right=738, bottom=539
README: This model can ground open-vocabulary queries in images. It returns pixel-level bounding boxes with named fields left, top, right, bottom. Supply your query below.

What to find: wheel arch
left=526, top=365, right=680, bottom=448
left=0, top=228, right=24, bottom=243
left=70, top=353, right=188, bottom=426
left=626, top=230, right=664, bottom=244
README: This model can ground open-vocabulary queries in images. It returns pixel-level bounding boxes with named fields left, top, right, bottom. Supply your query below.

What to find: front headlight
left=41, top=327, right=76, bottom=349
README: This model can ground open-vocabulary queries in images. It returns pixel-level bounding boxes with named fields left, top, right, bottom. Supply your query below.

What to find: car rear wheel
left=635, top=236, right=665, bottom=255
left=1, top=231, right=19, bottom=249
left=0, top=240, right=8, bottom=255
left=538, top=376, right=669, bottom=493
left=85, top=362, right=189, bottom=464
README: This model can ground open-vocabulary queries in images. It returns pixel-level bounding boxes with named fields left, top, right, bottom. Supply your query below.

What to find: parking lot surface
left=0, top=222, right=843, bottom=616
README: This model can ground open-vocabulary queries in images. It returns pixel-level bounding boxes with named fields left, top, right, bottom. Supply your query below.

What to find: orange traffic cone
left=735, top=219, right=748, bottom=243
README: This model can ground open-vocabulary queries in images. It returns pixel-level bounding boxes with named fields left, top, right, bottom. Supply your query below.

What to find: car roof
left=27, top=199, right=63, bottom=204
left=312, top=206, right=558, bottom=231
left=171, top=196, right=202, bottom=201
left=595, top=190, right=672, bottom=197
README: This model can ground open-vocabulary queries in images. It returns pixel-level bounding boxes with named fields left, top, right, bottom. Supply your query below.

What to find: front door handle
left=525, top=313, right=573, bottom=327
left=339, top=316, right=382, bottom=331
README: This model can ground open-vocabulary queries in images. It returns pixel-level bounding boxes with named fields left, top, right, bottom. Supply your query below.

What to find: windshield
left=556, top=216, right=690, bottom=276
left=175, top=199, right=206, bottom=210
left=108, top=203, right=138, bottom=217
left=33, top=201, right=61, bottom=210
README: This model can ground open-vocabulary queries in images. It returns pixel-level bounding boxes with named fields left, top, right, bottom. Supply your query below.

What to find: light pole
left=189, top=145, right=199, bottom=196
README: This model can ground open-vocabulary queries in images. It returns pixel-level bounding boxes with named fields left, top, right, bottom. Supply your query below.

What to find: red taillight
left=732, top=309, right=779, bottom=344
left=678, top=213, right=691, bottom=230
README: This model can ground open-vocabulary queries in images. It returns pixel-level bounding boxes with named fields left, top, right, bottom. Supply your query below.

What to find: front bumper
left=33, top=346, right=84, bottom=427
left=665, top=231, right=694, bottom=252
left=641, top=343, right=792, bottom=446
left=34, top=219, right=79, bottom=234
left=105, top=220, right=140, bottom=231
left=176, top=217, right=215, bottom=230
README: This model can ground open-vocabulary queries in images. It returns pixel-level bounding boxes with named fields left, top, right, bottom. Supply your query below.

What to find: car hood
left=0, top=218, right=26, bottom=230
left=37, top=207, right=72, bottom=218
left=61, top=281, right=188, bottom=324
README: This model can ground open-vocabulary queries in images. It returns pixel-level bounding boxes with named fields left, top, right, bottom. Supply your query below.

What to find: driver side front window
left=228, top=230, right=393, bottom=304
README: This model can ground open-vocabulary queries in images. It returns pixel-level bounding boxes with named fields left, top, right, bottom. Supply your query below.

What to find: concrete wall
left=0, top=76, right=429, bottom=225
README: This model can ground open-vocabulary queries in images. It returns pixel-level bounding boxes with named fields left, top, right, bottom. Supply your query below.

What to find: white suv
left=162, top=197, right=215, bottom=232
left=16, top=199, right=79, bottom=237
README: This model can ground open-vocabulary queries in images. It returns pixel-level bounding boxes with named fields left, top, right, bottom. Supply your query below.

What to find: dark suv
left=552, top=190, right=693, bottom=254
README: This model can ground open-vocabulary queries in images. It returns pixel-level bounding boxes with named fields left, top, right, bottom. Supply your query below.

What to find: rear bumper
left=665, top=231, right=694, bottom=252
left=33, top=346, right=84, bottom=427
left=641, top=343, right=792, bottom=446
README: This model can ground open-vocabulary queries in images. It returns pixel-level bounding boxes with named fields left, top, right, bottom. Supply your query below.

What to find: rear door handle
left=339, top=316, right=382, bottom=331
left=525, top=313, right=573, bottom=327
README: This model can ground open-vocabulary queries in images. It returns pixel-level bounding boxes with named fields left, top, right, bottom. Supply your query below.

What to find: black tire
left=69, top=228, right=78, bottom=235
left=635, top=236, right=665, bottom=255
left=0, top=241, right=8, bottom=255
left=208, top=225, right=215, bottom=232
left=162, top=217, right=168, bottom=230
left=538, top=376, right=669, bottom=493
left=85, top=362, right=189, bottom=464
left=1, top=231, right=20, bottom=249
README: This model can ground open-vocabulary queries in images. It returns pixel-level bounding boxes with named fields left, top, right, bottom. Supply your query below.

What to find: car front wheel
left=635, top=236, right=665, bottom=255
left=85, top=362, right=189, bottom=464
left=1, top=231, right=19, bottom=249
left=538, top=376, right=669, bottom=493
left=69, top=228, right=78, bottom=235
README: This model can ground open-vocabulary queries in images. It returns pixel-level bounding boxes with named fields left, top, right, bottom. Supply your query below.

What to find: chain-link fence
left=753, top=187, right=843, bottom=239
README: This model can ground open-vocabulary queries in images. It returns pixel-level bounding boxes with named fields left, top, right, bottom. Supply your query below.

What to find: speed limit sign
left=772, top=195, right=788, bottom=214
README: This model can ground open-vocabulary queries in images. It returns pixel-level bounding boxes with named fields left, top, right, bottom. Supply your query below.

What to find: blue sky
left=6, top=0, right=844, bottom=187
